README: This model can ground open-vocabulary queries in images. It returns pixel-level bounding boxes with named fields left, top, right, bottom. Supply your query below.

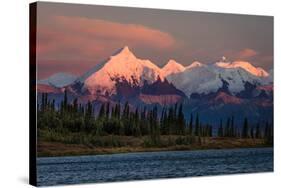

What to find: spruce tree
left=105, top=102, right=110, bottom=120
left=51, top=99, right=55, bottom=111
left=41, top=93, right=45, bottom=111
left=189, top=114, right=193, bottom=135
left=195, top=114, right=199, bottom=136
left=84, top=101, right=93, bottom=132
left=167, top=107, right=174, bottom=134
left=230, top=116, right=234, bottom=137
left=160, top=107, right=167, bottom=134
left=73, top=98, right=78, bottom=113
left=209, top=125, right=213, bottom=137
left=177, top=104, right=185, bottom=135
left=45, top=93, right=48, bottom=109
left=63, top=90, right=68, bottom=110
left=255, top=123, right=260, bottom=139
left=250, top=126, right=254, bottom=138
left=225, top=117, right=230, bottom=137
left=242, top=117, right=249, bottom=138
left=99, top=103, right=105, bottom=119
left=218, top=119, right=223, bottom=137
left=140, top=107, right=148, bottom=135
left=134, top=107, right=141, bottom=136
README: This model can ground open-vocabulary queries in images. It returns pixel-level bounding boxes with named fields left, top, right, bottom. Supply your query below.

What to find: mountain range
left=37, top=46, right=273, bottom=125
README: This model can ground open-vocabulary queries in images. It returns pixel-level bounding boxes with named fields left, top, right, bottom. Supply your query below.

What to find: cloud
left=37, top=16, right=177, bottom=61
left=221, top=48, right=258, bottom=62
left=220, top=48, right=272, bottom=70
left=237, top=48, right=258, bottom=59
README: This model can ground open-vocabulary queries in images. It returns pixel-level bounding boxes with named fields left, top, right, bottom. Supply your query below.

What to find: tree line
left=38, top=91, right=273, bottom=145
left=217, top=116, right=273, bottom=144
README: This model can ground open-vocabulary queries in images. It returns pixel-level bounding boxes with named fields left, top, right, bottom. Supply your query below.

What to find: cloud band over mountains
left=37, top=16, right=177, bottom=60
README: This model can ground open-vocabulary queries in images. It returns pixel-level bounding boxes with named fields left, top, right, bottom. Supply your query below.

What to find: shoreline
left=38, top=145, right=273, bottom=158
left=37, top=137, right=272, bottom=157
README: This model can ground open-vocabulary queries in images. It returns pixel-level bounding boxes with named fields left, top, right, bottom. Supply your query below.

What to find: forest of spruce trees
left=37, top=91, right=273, bottom=147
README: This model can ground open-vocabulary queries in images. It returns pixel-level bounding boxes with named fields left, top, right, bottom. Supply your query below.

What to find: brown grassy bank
left=37, top=135, right=270, bottom=157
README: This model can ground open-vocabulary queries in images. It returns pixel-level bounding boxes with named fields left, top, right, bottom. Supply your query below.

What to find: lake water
left=37, top=147, right=273, bottom=186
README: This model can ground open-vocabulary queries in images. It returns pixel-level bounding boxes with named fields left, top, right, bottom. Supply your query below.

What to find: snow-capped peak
left=79, top=46, right=138, bottom=83
left=82, top=46, right=164, bottom=95
left=186, top=61, right=204, bottom=70
left=110, top=46, right=136, bottom=60
left=215, top=60, right=269, bottom=77
left=38, top=73, right=78, bottom=88
left=162, top=59, right=185, bottom=77
left=166, top=59, right=266, bottom=97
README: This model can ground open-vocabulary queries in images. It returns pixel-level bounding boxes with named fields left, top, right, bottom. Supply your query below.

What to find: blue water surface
left=37, top=147, right=273, bottom=186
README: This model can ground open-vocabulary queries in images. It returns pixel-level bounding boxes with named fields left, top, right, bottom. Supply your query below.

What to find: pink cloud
left=37, top=27, right=106, bottom=59
left=221, top=48, right=258, bottom=61
left=56, top=16, right=175, bottom=48
left=220, top=48, right=272, bottom=70
left=237, top=48, right=258, bottom=59
left=37, top=16, right=177, bottom=61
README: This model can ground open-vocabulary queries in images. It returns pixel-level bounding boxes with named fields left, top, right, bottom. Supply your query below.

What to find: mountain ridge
left=38, top=46, right=272, bottom=101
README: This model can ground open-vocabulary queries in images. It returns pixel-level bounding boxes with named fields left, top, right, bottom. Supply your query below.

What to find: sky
left=36, top=2, right=273, bottom=79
